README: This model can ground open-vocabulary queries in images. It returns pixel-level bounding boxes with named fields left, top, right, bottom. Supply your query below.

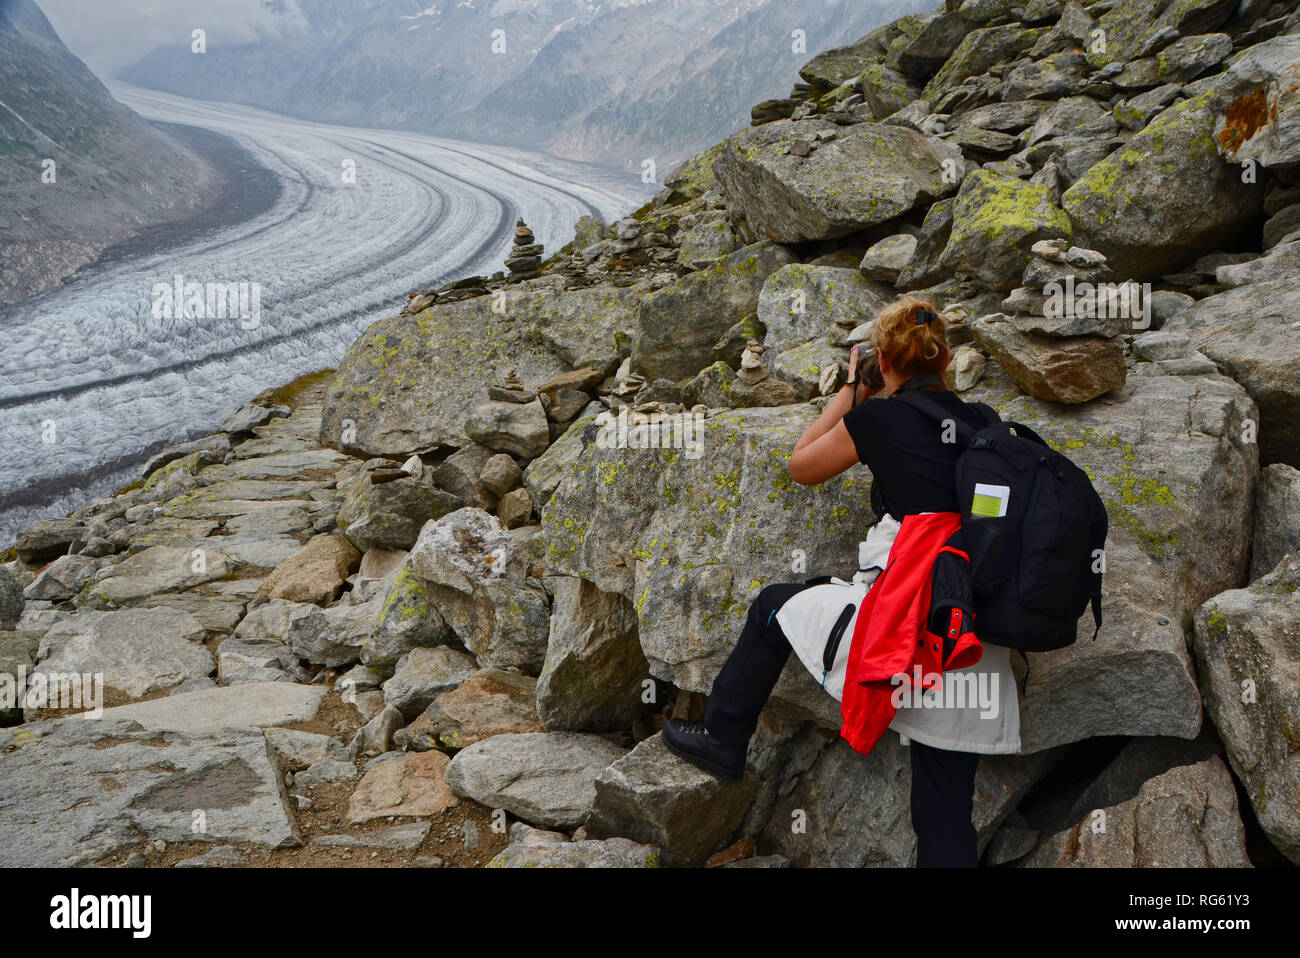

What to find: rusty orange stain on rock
left=1217, top=85, right=1270, bottom=154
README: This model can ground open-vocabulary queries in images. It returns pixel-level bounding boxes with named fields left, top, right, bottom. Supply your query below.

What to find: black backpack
left=894, top=387, right=1108, bottom=653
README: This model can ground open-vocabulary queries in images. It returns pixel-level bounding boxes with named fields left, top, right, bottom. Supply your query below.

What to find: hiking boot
left=661, top=717, right=746, bottom=782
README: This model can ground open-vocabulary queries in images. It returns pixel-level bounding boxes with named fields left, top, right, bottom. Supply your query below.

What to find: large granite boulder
left=757, top=732, right=1064, bottom=866
left=539, top=404, right=876, bottom=705
left=32, top=608, right=212, bottom=699
left=630, top=242, right=796, bottom=382
left=1163, top=277, right=1300, bottom=466
left=1020, top=755, right=1250, bottom=867
left=321, top=284, right=642, bottom=458
left=971, top=313, right=1126, bottom=404
left=712, top=118, right=962, bottom=244
left=336, top=459, right=462, bottom=552
left=1063, top=93, right=1265, bottom=280
left=1250, top=464, right=1300, bottom=580
left=757, top=265, right=893, bottom=355
left=965, top=366, right=1258, bottom=753
left=940, top=171, right=1072, bottom=291
left=1209, top=34, right=1300, bottom=169
left=361, top=558, right=453, bottom=675
left=1194, top=552, right=1300, bottom=864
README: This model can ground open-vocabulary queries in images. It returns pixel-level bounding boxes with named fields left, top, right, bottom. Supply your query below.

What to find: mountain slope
left=0, top=0, right=217, bottom=305
left=117, top=0, right=929, bottom=171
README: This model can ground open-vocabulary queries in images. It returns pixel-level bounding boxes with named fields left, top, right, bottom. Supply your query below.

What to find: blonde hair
left=872, top=296, right=948, bottom=381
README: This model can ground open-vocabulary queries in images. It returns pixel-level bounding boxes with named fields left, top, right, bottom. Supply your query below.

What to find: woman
left=661, top=296, right=1021, bottom=868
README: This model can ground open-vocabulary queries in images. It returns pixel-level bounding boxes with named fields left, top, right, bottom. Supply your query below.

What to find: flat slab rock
left=0, top=718, right=300, bottom=867
left=95, top=682, right=326, bottom=735
left=33, top=607, right=212, bottom=699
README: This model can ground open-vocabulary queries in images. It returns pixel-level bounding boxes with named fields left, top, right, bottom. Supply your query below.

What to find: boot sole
left=661, top=731, right=744, bottom=783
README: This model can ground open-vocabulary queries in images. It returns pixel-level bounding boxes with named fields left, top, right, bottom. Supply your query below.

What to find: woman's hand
left=845, top=345, right=875, bottom=405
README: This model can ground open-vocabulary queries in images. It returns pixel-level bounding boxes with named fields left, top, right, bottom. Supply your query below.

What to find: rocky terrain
left=3, top=0, right=1300, bottom=868
left=0, top=0, right=220, bottom=305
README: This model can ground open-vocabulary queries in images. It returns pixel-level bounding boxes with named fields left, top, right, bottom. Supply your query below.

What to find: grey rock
left=22, top=554, right=97, bottom=602
left=1209, top=34, right=1300, bottom=168
left=1251, top=465, right=1300, bottom=580
left=487, top=836, right=659, bottom=867
left=321, top=285, right=642, bottom=459
left=220, top=402, right=290, bottom=434
left=0, top=568, right=22, bottom=630
left=1163, top=276, right=1300, bottom=464
left=631, top=241, right=796, bottom=382
left=1064, top=96, right=1266, bottom=280
left=539, top=405, right=874, bottom=705
left=713, top=118, right=961, bottom=244
left=313, top=822, right=430, bottom=851
left=174, top=845, right=248, bottom=868
left=336, top=459, right=462, bottom=552
left=382, top=646, right=478, bottom=719
left=0, top=718, right=300, bottom=866
left=1021, top=755, right=1250, bottom=867
left=465, top=398, right=551, bottom=460
left=758, top=732, right=1064, bottom=867
left=536, top=576, right=652, bottom=732
left=480, top=454, right=522, bottom=497
left=941, top=170, right=1072, bottom=291
left=964, top=368, right=1257, bottom=753
left=971, top=314, right=1126, bottom=403
left=758, top=265, right=892, bottom=355
left=445, top=731, right=626, bottom=829
left=34, top=608, right=212, bottom=699
left=409, top=508, right=550, bottom=673
left=859, top=234, right=918, bottom=282
left=15, top=517, right=82, bottom=564
left=215, top=636, right=295, bottom=685
left=94, top=682, right=326, bottom=734
left=285, top=599, right=380, bottom=668
left=1194, top=554, right=1300, bottom=862
left=295, top=757, right=359, bottom=785
left=585, top=734, right=758, bottom=866
left=361, top=557, right=453, bottom=675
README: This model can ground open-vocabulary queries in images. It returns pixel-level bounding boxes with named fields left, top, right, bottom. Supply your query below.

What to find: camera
left=856, top=345, right=885, bottom=393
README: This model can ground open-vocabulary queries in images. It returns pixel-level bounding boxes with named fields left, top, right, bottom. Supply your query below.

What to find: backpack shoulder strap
left=893, top=389, right=981, bottom=446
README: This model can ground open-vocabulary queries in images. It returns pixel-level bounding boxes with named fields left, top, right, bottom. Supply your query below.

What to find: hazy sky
left=40, top=0, right=303, bottom=76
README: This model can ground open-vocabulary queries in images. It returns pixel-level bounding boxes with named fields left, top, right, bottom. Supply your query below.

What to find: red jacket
left=840, top=512, right=983, bottom=754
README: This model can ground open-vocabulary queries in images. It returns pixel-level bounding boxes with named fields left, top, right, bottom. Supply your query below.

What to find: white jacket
left=777, top=516, right=1021, bottom=755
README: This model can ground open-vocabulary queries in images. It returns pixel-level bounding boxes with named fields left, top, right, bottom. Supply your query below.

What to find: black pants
left=704, top=583, right=980, bottom=868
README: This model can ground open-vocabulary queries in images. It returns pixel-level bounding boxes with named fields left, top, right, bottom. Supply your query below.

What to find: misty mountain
left=0, top=0, right=217, bottom=305
left=118, top=0, right=928, bottom=172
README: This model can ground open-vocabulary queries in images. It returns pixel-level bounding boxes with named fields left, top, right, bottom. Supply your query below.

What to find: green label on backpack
left=971, top=483, right=1010, bottom=518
